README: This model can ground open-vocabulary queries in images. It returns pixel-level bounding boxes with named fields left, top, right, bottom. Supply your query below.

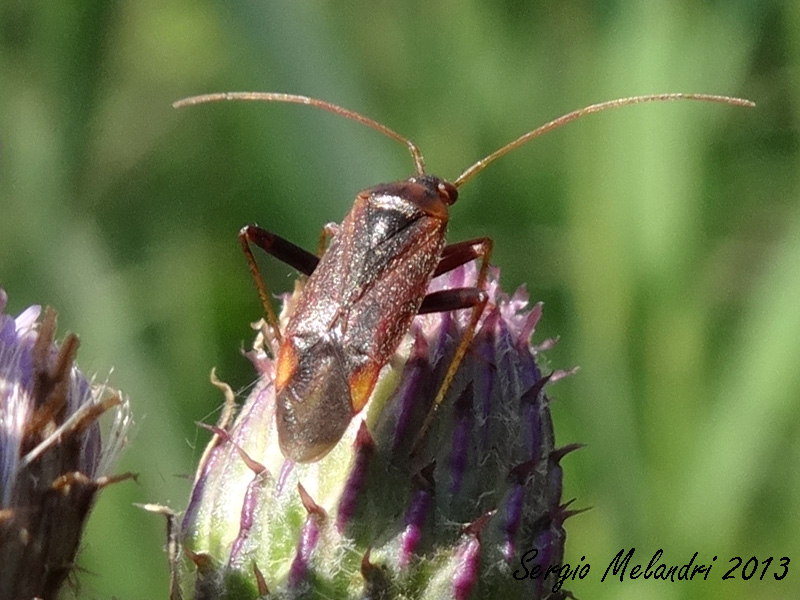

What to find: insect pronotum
left=175, top=92, right=753, bottom=463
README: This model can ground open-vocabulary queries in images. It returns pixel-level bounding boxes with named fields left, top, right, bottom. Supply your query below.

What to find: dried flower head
left=0, top=289, right=132, bottom=600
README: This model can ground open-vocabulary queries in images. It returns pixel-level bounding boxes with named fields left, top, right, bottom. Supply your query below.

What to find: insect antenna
left=173, top=92, right=427, bottom=177
left=453, top=93, right=755, bottom=188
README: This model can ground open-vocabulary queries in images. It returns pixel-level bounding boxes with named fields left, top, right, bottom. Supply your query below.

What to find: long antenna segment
left=454, top=93, right=754, bottom=187
left=173, top=92, right=426, bottom=177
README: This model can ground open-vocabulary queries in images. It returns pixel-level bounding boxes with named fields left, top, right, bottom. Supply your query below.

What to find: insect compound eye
left=437, top=181, right=458, bottom=205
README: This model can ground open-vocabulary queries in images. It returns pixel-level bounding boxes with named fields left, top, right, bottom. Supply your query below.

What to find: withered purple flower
left=180, top=265, right=577, bottom=599
left=0, top=289, right=131, bottom=600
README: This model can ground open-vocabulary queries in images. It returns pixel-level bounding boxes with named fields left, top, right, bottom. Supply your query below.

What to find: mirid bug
left=175, top=92, right=753, bottom=463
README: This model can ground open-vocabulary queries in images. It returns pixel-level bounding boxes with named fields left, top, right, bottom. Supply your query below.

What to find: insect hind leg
left=239, top=225, right=321, bottom=344
left=412, top=237, right=493, bottom=454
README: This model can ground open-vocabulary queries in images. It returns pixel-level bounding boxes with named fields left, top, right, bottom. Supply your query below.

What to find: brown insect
left=174, top=92, right=753, bottom=463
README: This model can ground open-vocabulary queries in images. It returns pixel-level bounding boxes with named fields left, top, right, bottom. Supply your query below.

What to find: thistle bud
left=180, top=265, right=576, bottom=599
left=0, top=289, right=132, bottom=600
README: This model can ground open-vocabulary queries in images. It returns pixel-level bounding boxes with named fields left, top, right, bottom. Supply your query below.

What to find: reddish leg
left=239, top=225, right=320, bottom=343
left=432, top=237, right=493, bottom=278
left=412, top=237, right=493, bottom=452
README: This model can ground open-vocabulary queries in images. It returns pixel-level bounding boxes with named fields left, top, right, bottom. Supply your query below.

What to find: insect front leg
left=239, top=225, right=321, bottom=343
left=412, top=237, right=493, bottom=453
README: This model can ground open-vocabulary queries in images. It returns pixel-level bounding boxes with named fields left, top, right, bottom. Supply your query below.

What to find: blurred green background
left=1, top=1, right=797, bottom=599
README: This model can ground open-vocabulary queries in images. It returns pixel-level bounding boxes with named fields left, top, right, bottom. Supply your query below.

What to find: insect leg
left=417, top=287, right=487, bottom=314
left=412, top=238, right=493, bottom=454
left=315, top=222, right=339, bottom=257
left=239, top=225, right=321, bottom=343
left=432, top=237, right=493, bottom=281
